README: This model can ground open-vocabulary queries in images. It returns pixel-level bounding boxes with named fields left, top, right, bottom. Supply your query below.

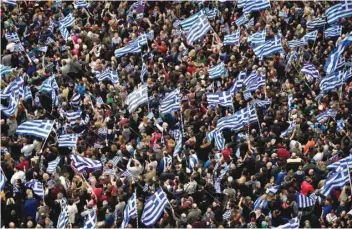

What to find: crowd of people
left=1, top=0, right=352, bottom=228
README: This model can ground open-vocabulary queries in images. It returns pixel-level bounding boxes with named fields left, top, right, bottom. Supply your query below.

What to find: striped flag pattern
left=59, top=13, right=75, bottom=27
left=324, top=25, right=342, bottom=38
left=0, top=91, right=18, bottom=118
left=66, top=110, right=82, bottom=125
left=216, top=105, right=257, bottom=131
left=253, top=37, right=283, bottom=60
left=303, top=30, right=318, bottom=41
left=70, top=154, right=103, bottom=173
left=248, top=29, right=266, bottom=45
left=276, top=217, right=300, bottom=229
left=280, top=122, right=296, bottom=138
left=96, top=69, right=119, bottom=84
left=235, top=14, right=248, bottom=27
left=324, top=34, right=352, bottom=73
left=244, top=17, right=255, bottom=29
left=296, top=193, right=314, bottom=208
left=288, top=38, right=308, bottom=48
left=206, top=90, right=233, bottom=107
left=0, top=65, right=12, bottom=76
left=47, top=156, right=61, bottom=174
left=300, top=63, right=320, bottom=80
left=186, top=13, right=211, bottom=45
left=316, top=109, right=337, bottom=123
left=16, top=120, right=54, bottom=139
left=319, top=70, right=344, bottom=94
left=159, top=88, right=180, bottom=114
left=208, top=62, right=227, bottom=79
left=70, top=93, right=81, bottom=108
left=83, top=209, right=97, bottom=229
left=306, top=17, right=326, bottom=30
left=251, top=98, right=272, bottom=107
left=243, top=0, right=270, bottom=14
left=320, top=166, right=350, bottom=196
left=223, top=30, right=240, bottom=46
left=74, top=0, right=89, bottom=8
left=125, top=84, right=148, bottom=113
left=24, top=179, right=44, bottom=198
left=141, top=189, right=169, bottom=227
left=5, top=32, right=20, bottom=43
left=58, top=134, right=78, bottom=148
left=114, top=42, right=141, bottom=57
left=120, top=193, right=137, bottom=229
left=57, top=204, right=69, bottom=229
left=0, top=169, right=7, bottom=192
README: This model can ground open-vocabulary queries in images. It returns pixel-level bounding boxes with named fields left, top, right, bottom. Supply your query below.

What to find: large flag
left=316, top=109, right=337, bottom=123
left=47, top=156, right=61, bottom=174
left=288, top=38, right=308, bottom=48
left=208, top=62, right=227, bottom=79
left=206, top=90, right=233, bottom=107
left=24, top=179, right=44, bottom=198
left=120, top=193, right=137, bottom=229
left=326, top=1, right=352, bottom=25
left=59, top=13, right=75, bottom=27
left=274, top=217, right=300, bottom=229
left=1, top=76, right=24, bottom=99
left=248, top=29, right=266, bottom=45
left=16, top=120, right=54, bottom=139
left=180, top=11, right=204, bottom=32
left=159, top=88, right=180, bottom=114
left=125, top=84, right=148, bottom=113
left=253, top=37, right=283, bottom=60
left=204, top=7, right=218, bottom=20
left=223, top=30, right=240, bottom=46
left=306, top=17, right=326, bottom=30
left=216, top=105, right=257, bottom=131
left=58, top=134, right=79, bottom=148
left=280, top=122, right=296, bottom=138
left=57, top=204, right=69, bottom=229
left=0, top=91, right=18, bottom=118
left=243, top=0, right=270, bottom=14
left=296, top=193, right=314, bottom=208
left=141, top=188, right=168, bottom=227
left=207, top=130, right=225, bottom=151
left=70, top=154, right=103, bottom=173
left=40, top=76, right=59, bottom=93
left=320, top=166, right=350, bottom=196
left=186, top=13, right=211, bottom=45
left=300, top=63, right=320, bottom=80
left=83, top=209, right=97, bottom=229
left=324, top=25, right=342, bottom=38
left=319, top=70, right=344, bottom=94
left=327, top=155, right=352, bottom=170
left=324, top=34, right=352, bottom=73
left=74, top=0, right=89, bottom=8
left=235, top=14, right=248, bottom=27
left=0, top=169, right=7, bottom=192
left=243, top=73, right=266, bottom=100
left=303, top=30, right=318, bottom=41
left=229, top=70, right=247, bottom=94
left=0, top=65, right=12, bottom=77
left=96, top=69, right=119, bottom=84
left=115, top=42, right=142, bottom=58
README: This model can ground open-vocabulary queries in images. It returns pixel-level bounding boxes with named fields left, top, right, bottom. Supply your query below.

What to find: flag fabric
left=235, top=14, right=248, bottom=27
left=288, top=38, right=308, bottom=48
left=326, top=155, right=352, bottom=170
left=248, top=29, right=266, bottom=45
left=14, top=42, right=25, bottom=52
left=243, top=73, right=266, bottom=99
left=111, top=156, right=120, bottom=167
left=244, top=17, right=255, bottom=29
left=173, top=129, right=183, bottom=157
left=216, top=105, right=257, bottom=131
left=303, top=30, right=318, bottom=41
left=229, top=70, right=247, bottom=94
left=223, top=30, right=240, bottom=46
left=59, top=26, right=70, bottom=41
left=343, top=67, right=352, bottom=82
left=324, top=25, right=342, bottom=38
left=214, top=130, right=225, bottom=151
left=243, top=0, right=270, bottom=14
left=47, top=156, right=61, bottom=174
left=70, top=93, right=81, bottom=108
left=306, top=17, right=326, bottom=30
left=57, top=204, right=69, bottom=229
left=275, top=217, right=300, bottom=229
left=140, top=63, right=148, bottom=83
left=96, top=68, right=119, bottom=84
left=1, top=0, right=17, bottom=6
left=96, top=96, right=104, bottom=105
left=253, top=196, right=268, bottom=209
left=5, top=32, right=20, bottom=43
left=16, top=120, right=54, bottom=139
left=208, top=62, right=227, bottom=79
left=320, top=167, right=350, bottom=196
left=83, top=209, right=97, bottom=229
left=223, top=210, right=232, bottom=220
left=319, top=70, right=344, bottom=94
left=1, top=76, right=24, bottom=99
left=0, top=91, right=18, bottom=118
left=336, top=119, right=345, bottom=131
left=70, top=154, right=103, bottom=173
left=40, top=76, right=59, bottom=93
left=288, top=94, right=293, bottom=111
left=206, top=90, right=233, bottom=107
left=251, top=98, right=272, bottom=107
left=296, top=193, right=314, bottom=208
left=58, top=134, right=78, bottom=148
left=266, top=185, right=280, bottom=194
left=125, top=84, right=148, bottom=113
left=159, top=88, right=180, bottom=114
left=141, top=188, right=168, bottom=227
left=65, top=110, right=82, bottom=125
left=186, top=13, right=211, bottom=45
left=280, top=122, right=296, bottom=138
left=59, top=13, right=75, bottom=27
left=120, top=193, right=137, bottom=229
left=316, top=109, right=337, bottom=123
left=173, top=20, right=181, bottom=28
left=45, top=36, right=56, bottom=45
left=0, top=169, right=7, bottom=192
left=300, top=63, right=320, bottom=80
left=336, top=56, right=346, bottom=70
left=326, top=3, right=343, bottom=24
left=180, top=11, right=204, bottom=32
left=114, top=42, right=141, bottom=57
left=24, top=179, right=44, bottom=198
left=324, top=34, right=352, bottom=73
left=340, top=0, right=352, bottom=19
left=204, top=7, right=218, bottom=20
left=24, top=86, right=32, bottom=101
left=237, top=0, right=246, bottom=8
left=253, top=37, right=283, bottom=60
left=74, top=0, right=89, bottom=8
left=0, top=65, right=12, bottom=77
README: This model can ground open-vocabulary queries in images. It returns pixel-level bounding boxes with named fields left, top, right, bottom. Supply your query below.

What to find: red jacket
left=301, top=181, right=314, bottom=196
left=277, top=147, right=290, bottom=160
left=222, top=148, right=233, bottom=162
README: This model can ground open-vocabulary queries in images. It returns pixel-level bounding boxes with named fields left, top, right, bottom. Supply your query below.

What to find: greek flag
left=24, top=179, right=44, bottom=198
left=111, top=156, right=120, bottom=167
left=251, top=98, right=272, bottom=107
left=343, top=68, right=352, bottom=82
left=340, top=0, right=352, bottom=20
left=296, top=193, right=314, bottom=208
left=58, top=134, right=78, bottom=148
left=326, top=3, right=343, bottom=24
left=0, top=92, right=18, bottom=118
left=125, top=84, right=148, bottom=113
left=309, top=193, right=323, bottom=205
left=16, top=120, right=54, bottom=139
left=216, top=105, right=257, bottom=131
left=24, top=86, right=32, bottom=101
left=207, top=130, right=225, bottom=151
left=70, top=154, right=103, bottom=173
left=57, top=204, right=69, bottom=229
left=223, top=210, right=232, bottom=220
left=40, top=76, right=59, bottom=93
left=266, top=185, right=280, bottom=194
left=59, top=13, right=75, bottom=27
left=14, top=42, right=25, bottom=52
left=120, top=193, right=137, bottom=229
left=324, top=34, right=352, bottom=73
left=280, top=122, right=296, bottom=138
left=336, top=56, right=346, bottom=70
left=235, top=14, right=248, bottom=27
left=66, top=110, right=82, bottom=125
left=140, top=63, right=148, bottom=83
left=159, top=88, right=180, bottom=114
left=206, top=90, right=233, bottom=107
left=1, top=76, right=24, bottom=99
left=83, top=209, right=97, bottom=229
left=70, top=93, right=81, bottom=108
left=0, top=65, right=12, bottom=77
left=275, top=217, right=300, bottom=229
left=208, top=62, right=227, bottom=79
left=243, top=0, right=270, bottom=14
left=189, top=154, right=199, bottom=172
left=5, top=32, right=20, bottom=43
left=47, top=156, right=61, bottom=174
left=0, top=169, right=7, bottom=192
left=96, top=69, right=119, bottom=84
left=74, top=0, right=89, bottom=8
left=327, top=155, right=352, bottom=171
left=180, top=11, right=204, bottom=32
left=1, top=0, right=17, bottom=6
left=205, top=7, right=218, bottom=20
left=115, top=41, right=141, bottom=58
left=237, top=0, right=246, bottom=8
left=245, top=17, right=255, bottom=29
left=248, top=29, right=266, bottom=45
left=288, top=38, right=308, bottom=48
left=141, top=188, right=168, bottom=227
left=59, top=26, right=70, bottom=41
left=48, top=21, right=56, bottom=33
left=316, top=109, right=337, bottom=123
left=320, top=167, right=350, bottom=196
left=300, top=63, right=320, bottom=80
left=173, top=20, right=181, bottom=28
left=243, top=73, right=266, bottom=99
left=306, top=17, right=326, bottom=30
left=288, top=94, right=293, bottom=111
left=253, top=196, right=268, bottom=209
left=173, top=129, right=183, bottom=157
left=46, top=37, right=56, bottom=46
left=186, top=13, right=211, bottom=45
left=253, top=37, right=283, bottom=60
left=324, top=25, right=342, bottom=38
left=224, top=30, right=240, bottom=46
left=319, top=70, right=344, bottom=94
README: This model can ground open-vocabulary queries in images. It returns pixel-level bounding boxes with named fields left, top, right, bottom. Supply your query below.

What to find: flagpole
left=135, top=189, right=139, bottom=228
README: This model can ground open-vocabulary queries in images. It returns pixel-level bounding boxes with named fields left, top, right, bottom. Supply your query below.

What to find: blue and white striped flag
left=275, top=217, right=300, bottom=229
left=344, top=67, right=352, bottom=82
left=316, top=109, right=337, bottom=123
left=303, top=30, right=318, bottom=42
left=244, top=17, right=255, bottom=29
left=340, top=0, right=352, bottom=20
left=280, top=122, right=296, bottom=138
left=180, top=11, right=204, bottom=32
left=74, top=0, right=89, bottom=8
left=59, top=26, right=70, bottom=41
left=70, top=93, right=81, bottom=108
left=326, top=3, right=343, bottom=24
left=248, top=29, right=266, bottom=45
left=45, top=36, right=56, bottom=46
left=24, top=86, right=32, bottom=101
left=159, top=88, right=180, bottom=114
left=16, top=120, right=54, bottom=139
left=140, top=63, right=148, bottom=83
left=208, top=62, right=227, bottom=79
left=125, top=84, right=148, bottom=113
left=216, top=105, right=257, bottom=131
left=223, top=210, right=232, bottom=220
left=14, top=42, right=25, bottom=52
left=1, top=0, right=17, bottom=6
left=58, top=134, right=78, bottom=148
left=243, top=0, right=270, bottom=14
left=120, top=193, right=137, bottom=229
left=235, top=14, right=248, bottom=27
left=59, top=13, right=75, bottom=27
left=296, top=193, right=314, bottom=208
left=319, top=70, right=344, bottom=94
left=83, top=209, right=97, bottom=229
left=336, top=56, right=346, bottom=70
left=24, top=179, right=44, bottom=198
left=306, top=17, right=326, bottom=30
left=173, top=20, right=181, bottom=28
left=0, top=65, right=12, bottom=77
left=229, top=70, right=246, bottom=94
left=243, top=73, right=266, bottom=99
left=251, top=98, right=272, bottom=107
left=253, top=37, right=283, bottom=60
left=96, top=69, right=119, bottom=84
left=266, top=185, right=280, bottom=194
left=206, top=90, right=233, bottom=107
left=57, top=204, right=69, bottom=229
left=320, top=167, right=350, bottom=196
left=214, top=130, right=225, bottom=151
left=237, top=0, right=246, bottom=8
left=0, top=91, right=18, bottom=118
left=173, top=129, right=183, bottom=157
left=309, top=193, right=323, bottom=205
left=253, top=196, right=268, bottom=209
left=324, top=34, right=352, bottom=73
left=70, top=154, right=102, bottom=173
left=205, top=7, right=218, bottom=20
left=5, top=32, right=20, bottom=43
left=300, top=63, right=320, bottom=80
left=115, top=42, right=141, bottom=58
left=1, top=76, right=24, bottom=99
left=0, top=169, right=7, bottom=192
left=224, top=30, right=240, bottom=46
left=288, top=38, right=308, bottom=48
left=324, top=25, right=342, bottom=38
left=327, top=155, right=352, bottom=170
left=186, top=13, right=211, bottom=45
left=111, top=156, right=120, bottom=167
left=66, top=110, right=82, bottom=125
left=141, top=189, right=168, bottom=227
left=47, top=156, right=61, bottom=174
left=40, top=76, right=59, bottom=93
left=288, top=94, right=293, bottom=111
